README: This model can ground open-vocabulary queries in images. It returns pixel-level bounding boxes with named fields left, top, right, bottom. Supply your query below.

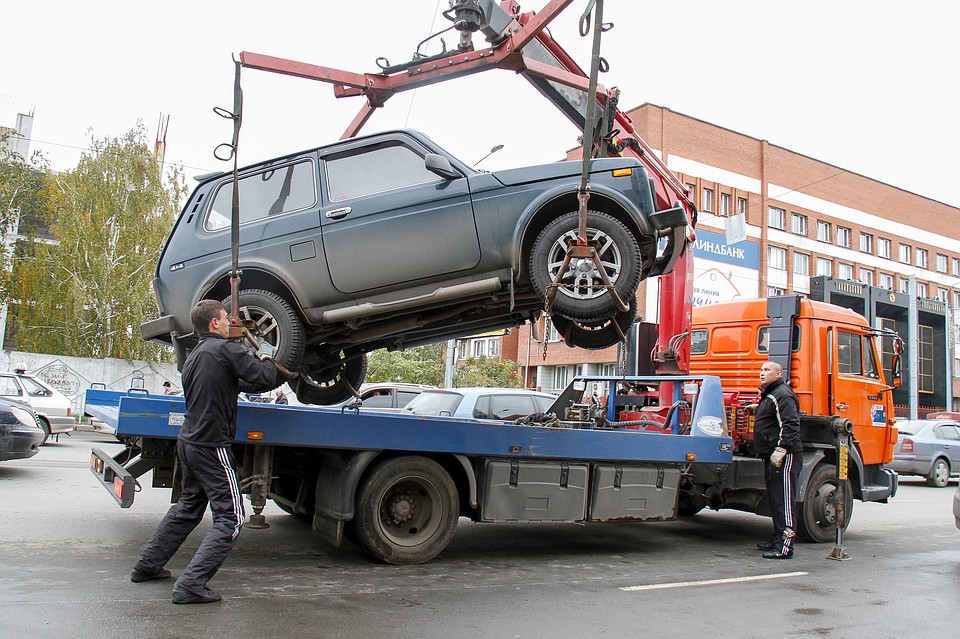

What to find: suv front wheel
left=222, top=289, right=306, bottom=374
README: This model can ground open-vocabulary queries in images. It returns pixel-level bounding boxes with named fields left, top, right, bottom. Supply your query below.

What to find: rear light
left=901, top=439, right=914, bottom=453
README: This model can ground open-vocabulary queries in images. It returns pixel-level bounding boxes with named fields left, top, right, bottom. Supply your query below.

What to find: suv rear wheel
left=295, top=352, right=368, bottom=405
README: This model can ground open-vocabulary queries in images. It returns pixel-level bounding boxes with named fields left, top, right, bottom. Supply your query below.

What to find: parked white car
left=0, top=371, right=74, bottom=444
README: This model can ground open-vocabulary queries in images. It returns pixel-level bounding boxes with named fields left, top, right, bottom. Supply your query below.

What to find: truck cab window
left=837, top=331, right=863, bottom=375
left=757, top=326, right=801, bottom=353
left=863, top=337, right=880, bottom=379
left=690, top=329, right=708, bottom=355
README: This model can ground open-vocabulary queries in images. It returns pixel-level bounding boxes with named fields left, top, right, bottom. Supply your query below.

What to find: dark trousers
left=764, top=451, right=802, bottom=553
left=134, top=441, right=245, bottom=594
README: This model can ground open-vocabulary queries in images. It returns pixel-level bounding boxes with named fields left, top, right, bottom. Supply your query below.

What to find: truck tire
left=797, top=463, right=853, bottom=543
left=354, top=456, right=459, bottom=565
left=926, top=458, right=951, bottom=488
left=529, top=211, right=641, bottom=322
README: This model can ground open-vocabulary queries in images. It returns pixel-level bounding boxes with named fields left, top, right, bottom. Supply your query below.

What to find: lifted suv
left=142, top=129, right=686, bottom=404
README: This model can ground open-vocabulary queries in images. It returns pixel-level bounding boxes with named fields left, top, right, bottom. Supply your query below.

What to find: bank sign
left=692, top=228, right=760, bottom=307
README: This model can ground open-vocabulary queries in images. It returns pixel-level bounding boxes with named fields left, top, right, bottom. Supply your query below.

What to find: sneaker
left=762, top=549, right=794, bottom=560
left=172, top=587, right=222, bottom=605
left=130, top=567, right=172, bottom=583
left=756, top=542, right=775, bottom=551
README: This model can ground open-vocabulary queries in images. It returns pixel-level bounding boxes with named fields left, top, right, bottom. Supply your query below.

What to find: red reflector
left=901, top=439, right=914, bottom=453
left=113, top=477, right=124, bottom=499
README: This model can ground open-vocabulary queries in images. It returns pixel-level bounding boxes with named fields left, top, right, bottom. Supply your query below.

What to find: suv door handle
left=325, top=207, right=351, bottom=219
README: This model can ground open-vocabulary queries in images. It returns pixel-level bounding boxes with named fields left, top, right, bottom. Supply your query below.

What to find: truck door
left=831, top=329, right=891, bottom=466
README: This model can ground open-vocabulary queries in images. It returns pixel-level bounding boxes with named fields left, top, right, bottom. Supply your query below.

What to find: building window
left=737, top=197, right=747, bottom=214
left=858, top=269, right=873, bottom=286
left=859, top=233, right=873, bottom=253
left=817, top=221, right=831, bottom=243
left=836, top=226, right=851, bottom=248
left=899, top=279, right=910, bottom=294
left=953, top=257, right=960, bottom=276
left=794, top=252, right=809, bottom=275
left=768, top=206, right=785, bottom=230
left=899, top=244, right=911, bottom=264
left=703, top=188, right=713, bottom=212
left=457, top=339, right=470, bottom=359
left=916, top=248, right=928, bottom=269
left=546, top=319, right=560, bottom=342
left=838, top=263, right=853, bottom=280
left=919, top=324, right=934, bottom=393
left=955, top=358, right=960, bottom=378
left=720, top=193, right=730, bottom=216
left=816, top=257, right=833, bottom=277
left=937, top=288, right=948, bottom=302
left=768, top=246, right=786, bottom=270
left=791, top=213, right=807, bottom=236
left=917, top=282, right=928, bottom=298
left=553, top=365, right=570, bottom=390
left=767, top=286, right=785, bottom=296
left=878, top=237, right=891, bottom=259
left=954, top=291, right=960, bottom=309
left=686, top=184, right=696, bottom=200
left=936, top=254, right=948, bottom=273
left=879, top=273, right=894, bottom=290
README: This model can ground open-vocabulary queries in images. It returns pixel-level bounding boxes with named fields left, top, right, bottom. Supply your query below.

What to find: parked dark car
left=0, top=398, right=45, bottom=462
left=887, top=419, right=960, bottom=487
left=141, top=129, right=687, bottom=405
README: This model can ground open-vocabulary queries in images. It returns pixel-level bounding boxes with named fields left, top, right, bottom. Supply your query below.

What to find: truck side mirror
left=890, top=352, right=902, bottom=388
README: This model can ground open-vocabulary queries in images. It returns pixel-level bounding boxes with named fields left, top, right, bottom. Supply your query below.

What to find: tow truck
left=89, top=1, right=898, bottom=562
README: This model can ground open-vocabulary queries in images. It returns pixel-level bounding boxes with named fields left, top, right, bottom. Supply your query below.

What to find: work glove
left=256, top=342, right=276, bottom=359
left=770, top=446, right=787, bottom=469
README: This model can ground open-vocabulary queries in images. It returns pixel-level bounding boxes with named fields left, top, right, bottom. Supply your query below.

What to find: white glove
left=770, top=447, right=787, bottom=468
left=256, top=342, right=276, bottom=359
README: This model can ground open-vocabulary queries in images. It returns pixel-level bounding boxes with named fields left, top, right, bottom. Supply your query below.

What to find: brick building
left=495, top=104, right=960, bottom=414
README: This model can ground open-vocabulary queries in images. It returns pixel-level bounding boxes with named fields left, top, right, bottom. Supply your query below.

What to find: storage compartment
left=589, top=464, right=680, bottom=521
left=481, top=460, right=588, bottom=522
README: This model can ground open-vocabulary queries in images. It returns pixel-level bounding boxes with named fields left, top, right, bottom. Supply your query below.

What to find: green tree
left=0, top=132, right=47, bottom=302
left=454, top=355, right=520, bottom=388
left=365, top=344, right=446, bottom=386
left=10, top=123, right=187, bottom=360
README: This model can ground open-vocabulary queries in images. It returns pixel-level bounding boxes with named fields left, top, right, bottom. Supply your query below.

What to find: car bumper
left=886, top=457, right=932, bottom=477
left=140, top=315, right=176, bottom=342
left=42, top=414, right=76, bottom=435
left=0, top=426, right=44, bottom=461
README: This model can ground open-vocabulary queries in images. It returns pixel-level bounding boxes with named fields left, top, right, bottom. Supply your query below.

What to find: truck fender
left=452, top=453, right=478, bottom=509
left=795, top=446, right=865, bottom=503
left=313, top=450, right=380, bottom=523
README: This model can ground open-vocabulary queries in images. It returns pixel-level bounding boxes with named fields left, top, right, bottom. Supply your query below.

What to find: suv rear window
left=205, top=160, right=317, bottom=231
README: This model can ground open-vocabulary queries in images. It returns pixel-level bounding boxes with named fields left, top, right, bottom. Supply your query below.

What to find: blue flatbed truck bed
left=87, top=376, right=734, bottom=564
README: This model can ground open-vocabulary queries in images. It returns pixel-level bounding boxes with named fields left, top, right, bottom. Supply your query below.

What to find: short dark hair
left=162, top=381, right=171, bottom=387
left=191, top=299, right=226, bottom=333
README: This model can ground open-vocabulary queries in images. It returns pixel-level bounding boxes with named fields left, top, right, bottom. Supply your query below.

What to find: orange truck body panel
left=690, top=298, right=898, bottom=466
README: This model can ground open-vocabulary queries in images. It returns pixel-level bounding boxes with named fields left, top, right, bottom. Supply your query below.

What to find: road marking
left=620, top=571, right=808, bottom=592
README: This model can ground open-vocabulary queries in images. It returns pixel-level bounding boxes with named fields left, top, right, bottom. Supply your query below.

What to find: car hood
left=489, top=158, right=638, bottom=187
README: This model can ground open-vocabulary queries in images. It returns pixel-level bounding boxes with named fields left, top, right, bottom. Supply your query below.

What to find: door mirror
left=890, top=352, right=902, bottom=388
left=424, top=154, right=460, bottom=180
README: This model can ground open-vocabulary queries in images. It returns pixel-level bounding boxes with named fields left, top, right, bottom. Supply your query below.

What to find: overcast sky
left=3, top=1, right=958, bottom=208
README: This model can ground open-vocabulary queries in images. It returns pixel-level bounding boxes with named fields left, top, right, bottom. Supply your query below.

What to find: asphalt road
left=2, top=432, right=957, bottom=639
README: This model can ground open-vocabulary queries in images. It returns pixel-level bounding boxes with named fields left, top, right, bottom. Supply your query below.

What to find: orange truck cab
left=687, top=295, right=901, bottom=542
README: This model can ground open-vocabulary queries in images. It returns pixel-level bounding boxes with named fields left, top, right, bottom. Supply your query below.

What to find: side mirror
left=425, top=153, right=460, bottom=180
left=890, top=352, right=902, bottom=388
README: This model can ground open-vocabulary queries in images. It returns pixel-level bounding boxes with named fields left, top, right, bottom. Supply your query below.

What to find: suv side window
left=325, top=141, right=443, bottom=202
left=205, top=160, right=317, bottom=231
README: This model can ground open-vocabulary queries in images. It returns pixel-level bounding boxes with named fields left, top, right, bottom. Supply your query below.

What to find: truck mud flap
left=90, top=447, right=137, bottom=508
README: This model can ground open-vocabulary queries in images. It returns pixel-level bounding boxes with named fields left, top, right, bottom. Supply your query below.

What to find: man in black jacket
left=753, top=361, right=803, bottom=559
left=130, top=300, right=279, bottom=603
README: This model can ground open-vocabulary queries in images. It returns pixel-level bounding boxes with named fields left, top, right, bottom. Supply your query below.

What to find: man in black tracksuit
left=130, top=300, right=279, bottom=604
left=753, top=360, right=803, bottom=559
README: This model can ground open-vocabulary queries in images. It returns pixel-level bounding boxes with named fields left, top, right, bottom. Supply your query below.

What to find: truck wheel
left=295, top=353, right=368, bottom=405
left=550, top=298, right=637, bottom=350
left=222, top=289, right=306, bottom=374
left=926, top=458, right=950, bottom=488
left=797, top=463, right=853, bottom=543
left=529, top=211, right=641, bottom=322
left=354, top=456, right=459, bottom=565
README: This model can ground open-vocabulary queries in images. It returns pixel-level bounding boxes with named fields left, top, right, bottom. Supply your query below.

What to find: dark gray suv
left=142, top=129, right=686, bottom=404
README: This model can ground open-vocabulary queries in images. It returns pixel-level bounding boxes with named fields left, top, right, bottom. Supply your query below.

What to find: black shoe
left=172, top=587, right=222, bottom=605
left=762, top=550, right=794, bottom=560
left=756, top=542, right=775, bottom=551
left=130, top=567, right=172, bottom=583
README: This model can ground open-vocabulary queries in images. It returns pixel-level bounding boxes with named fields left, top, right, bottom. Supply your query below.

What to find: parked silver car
left=888, top=419, right=960, bottom=487
left=403, top=387, right=555, bottom=421
left=141, top=129, right=687, bottom=406
left=0, top=370, right=74, bottom=444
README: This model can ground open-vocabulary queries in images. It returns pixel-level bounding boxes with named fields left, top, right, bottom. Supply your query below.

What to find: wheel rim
left=934, top=461, right=949, bottom=485
left=236, top=304, right=282, bottom=352
left=547, top=227, right=623, bottom=301
left=375, top=475, right=444, bottom=548
left=811, top=481, right=838, bottom=528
